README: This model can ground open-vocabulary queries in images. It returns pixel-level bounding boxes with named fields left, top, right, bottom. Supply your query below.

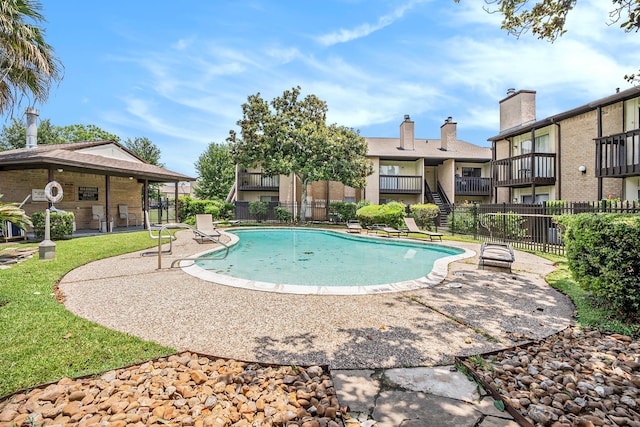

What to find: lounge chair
left=194, top=214, right=222, bottom=243
left=141, top=211, right=175, bottom=256
left=346, top=220, right=362, bottom=234
left=479, top=242, right=515, bottom=272
left=366, top=224, right=407, bottom=238
left=118, top=204, right=138, bottom=227
left=401, top=217, right=443, bottom=242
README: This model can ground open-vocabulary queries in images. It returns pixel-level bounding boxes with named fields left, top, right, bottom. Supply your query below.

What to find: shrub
left=274, top=206, right=292, bottom=223
left=480, top=211, right=527, bottom=240
left=556, top=213, right=640, bottom=319
left=448, top=203, right=479, bottom=235
left=356, top=202, right=406, bottom=228
left=31, top=211, right=75, bottom=240
left=545, top=200, right=567, bottom=215
left=329, top=202, right=357, bottom=222
left=409, top=203, right=440, bottom=230
left=177, top=196, right=235, bottom=222
left=249, top=201, right=269, bottom=222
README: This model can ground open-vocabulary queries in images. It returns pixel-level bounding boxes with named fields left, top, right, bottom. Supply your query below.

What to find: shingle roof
left=366, top=137, right=492, bottom=164
left=0, top=140, right=194, bottom=182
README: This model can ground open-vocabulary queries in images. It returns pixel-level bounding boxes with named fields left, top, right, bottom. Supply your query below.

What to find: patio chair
left=479, top=242, right=515, bottom=272
left=92, top=205, right=105, bottom=231
left=401, top=217, right=443, bottom=242
left=346, top=220, right=362, bottom=234
left=118, top=204, right=138, bottom=227
left=194, top=214, right=221, bottom=243
left=366, top=224, right=407, bottom=238
left=141, top=211, right=175, bottom=256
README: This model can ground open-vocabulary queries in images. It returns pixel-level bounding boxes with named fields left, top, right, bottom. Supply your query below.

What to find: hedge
left=409, top=203, right=440, bottom=230
left=556, top=213, right=640, bottom=319
left=31, top=211, right=75, bottom=240
left=356, top=202, right=406, bottom=228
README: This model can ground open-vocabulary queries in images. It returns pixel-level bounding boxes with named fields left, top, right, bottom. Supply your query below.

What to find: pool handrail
left=144, top=222, right=230, bottom=269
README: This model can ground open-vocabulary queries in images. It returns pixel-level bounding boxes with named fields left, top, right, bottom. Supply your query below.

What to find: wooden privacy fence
left=448, top=200, right=640, bottom=255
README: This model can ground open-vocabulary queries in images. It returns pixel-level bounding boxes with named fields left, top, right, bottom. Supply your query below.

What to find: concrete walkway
left=58, top=229, right=574, bottom=426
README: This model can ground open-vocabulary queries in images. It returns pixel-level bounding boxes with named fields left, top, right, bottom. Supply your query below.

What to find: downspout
left=144, top=180, right=149, bottom=228
left=597, top=106, right=603, bottom=200
left=105, top=176, right=111, bottom=232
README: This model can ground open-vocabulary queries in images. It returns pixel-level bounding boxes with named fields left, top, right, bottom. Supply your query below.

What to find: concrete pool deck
left=58, top=228, right=575, bottom=425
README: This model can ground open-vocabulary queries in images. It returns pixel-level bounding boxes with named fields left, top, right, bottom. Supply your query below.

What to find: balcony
left=455, top=176, right=492, bottom=196
left=492, top=153, right=556, bottom=187
left=379, top=175, right=422, bottom=194
left=238, top=172, right=279, bottom=191
left=596, top=129, right=640, bottom=178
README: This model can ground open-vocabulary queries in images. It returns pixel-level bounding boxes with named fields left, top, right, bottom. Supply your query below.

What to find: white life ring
left=44, top=180, right=63, bottom=203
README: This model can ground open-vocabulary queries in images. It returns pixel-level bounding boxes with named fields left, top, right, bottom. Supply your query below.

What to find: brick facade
left=1, top=170, right=142, bottom=230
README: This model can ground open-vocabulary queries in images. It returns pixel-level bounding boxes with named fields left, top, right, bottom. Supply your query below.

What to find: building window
left=461, top=167, right=481, bottom=177
left=345, top=197, right=356, bottom=203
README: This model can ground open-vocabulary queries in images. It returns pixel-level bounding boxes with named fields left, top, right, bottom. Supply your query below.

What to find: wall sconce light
left=128, top=176, right=133, bottom=180
left=578, top=165, right=586, bottom=174
left=57, top=168, right=63, bottom=173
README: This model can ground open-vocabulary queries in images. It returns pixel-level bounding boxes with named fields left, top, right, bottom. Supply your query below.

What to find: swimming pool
left=181, top=228, right=474, bottom=295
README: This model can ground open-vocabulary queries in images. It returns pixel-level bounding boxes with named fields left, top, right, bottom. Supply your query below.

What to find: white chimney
left=25, top=108, right=39, bottom=149
left=440, top=116, right=456, bottom=151
left=399, top=114, right=414, bottom=150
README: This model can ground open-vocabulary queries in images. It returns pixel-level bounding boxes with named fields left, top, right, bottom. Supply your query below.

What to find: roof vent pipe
left=25, top=108, right=39, bottom=149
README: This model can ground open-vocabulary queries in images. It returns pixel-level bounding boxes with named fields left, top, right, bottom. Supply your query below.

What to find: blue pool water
left=195, top=228, right=464, bottom=287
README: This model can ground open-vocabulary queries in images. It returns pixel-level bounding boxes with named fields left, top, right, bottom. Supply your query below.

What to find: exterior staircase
left=424, top=181, right=451, bottom=227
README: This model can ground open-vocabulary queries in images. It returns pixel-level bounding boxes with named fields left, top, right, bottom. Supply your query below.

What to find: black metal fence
left=234, top=201, right=338, bottom=222
left=448, top=200, right=640, bottom=255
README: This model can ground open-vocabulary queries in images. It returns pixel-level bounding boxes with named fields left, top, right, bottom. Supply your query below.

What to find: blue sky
left=20, top=1, right=640, bottom=177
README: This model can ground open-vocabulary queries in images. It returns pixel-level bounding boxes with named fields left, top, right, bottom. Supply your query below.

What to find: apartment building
left=232, top=115, right=493, bottom=219
left=489, top=87, right=640, bottom=203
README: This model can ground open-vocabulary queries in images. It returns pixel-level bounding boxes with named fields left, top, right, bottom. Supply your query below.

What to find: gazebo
left=0, top=140, right=194, bottom=234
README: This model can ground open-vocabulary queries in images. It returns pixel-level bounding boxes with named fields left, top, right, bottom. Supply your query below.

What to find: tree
left=58, top=124, right=119, bottom=143
left=0, top=120, right=119, bottom=150
left=0, top=194, right=31, bottom=231
left=0, top=0, right=63, bottom=115
left=194, top=142, right=235, bottom=200
left=123, top=136, right=163, bottom=166
left=228, top=86, right=373, bottom=221
left=456, top=0, right=640, bottom=82
left=0, top=116, right=61, bottom=149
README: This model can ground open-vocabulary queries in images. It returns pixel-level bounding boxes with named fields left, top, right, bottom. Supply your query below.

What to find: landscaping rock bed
left=461, top=326, right=640, bottom=426
left=0, top=352, right=344, bottom=427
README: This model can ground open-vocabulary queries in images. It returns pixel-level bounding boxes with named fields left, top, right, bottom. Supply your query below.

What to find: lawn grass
left=0, top=232, right=175, bottom=398
left=544, top=256, right=640, bottom=337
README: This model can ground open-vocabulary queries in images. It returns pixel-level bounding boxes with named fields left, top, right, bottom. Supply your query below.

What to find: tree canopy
left=0, top=119, right=120, bottom=150
left=194, top=142, right=235, bottom=200
left=456, top=0, right=640, bottom=81
left=123, top=136, right=163, bottom=166
left=228, top=86, right=372, bottom=221
left=0, top=0, right=63, bottom=116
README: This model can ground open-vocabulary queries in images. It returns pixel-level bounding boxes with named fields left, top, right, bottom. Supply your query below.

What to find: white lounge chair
left=479, top=242, right=515, bottom=272
left=346, top=220, right=362, bottom=234
left=141, top=211, right=175, bottom=256
left=194, top=214, right=221, bottom=243
left=401, top=217, right=443, bottom=242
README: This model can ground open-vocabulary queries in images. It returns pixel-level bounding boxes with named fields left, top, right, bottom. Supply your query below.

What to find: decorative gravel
left=461, top=326, right=640, bottom=426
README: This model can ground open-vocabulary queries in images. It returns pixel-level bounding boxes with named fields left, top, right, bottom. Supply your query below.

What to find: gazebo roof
left=0, top=140, right=194, bottom=183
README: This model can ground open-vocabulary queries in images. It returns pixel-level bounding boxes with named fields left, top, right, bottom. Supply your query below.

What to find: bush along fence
left=448, top=200, right=640, bottom=255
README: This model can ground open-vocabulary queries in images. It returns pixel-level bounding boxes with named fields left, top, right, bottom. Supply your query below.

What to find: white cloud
left=315, top=0, right=430, bottom=46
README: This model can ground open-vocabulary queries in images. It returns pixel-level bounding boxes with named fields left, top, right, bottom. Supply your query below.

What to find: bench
left=479, top=242, right=515, bottom=272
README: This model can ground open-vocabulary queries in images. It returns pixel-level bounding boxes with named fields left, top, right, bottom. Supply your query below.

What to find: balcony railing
left=379, top=175, right=422, bottom=194
left=596, top=129, right=640, bottom=177
left=238, top=172, right=279, bottom=191
left=455, top=176, right=492, bottom=196
left=492, top=153, right=556, bottom=187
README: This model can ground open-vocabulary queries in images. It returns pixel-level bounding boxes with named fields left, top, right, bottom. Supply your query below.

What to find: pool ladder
left=143, top=222, right=230, bottom=269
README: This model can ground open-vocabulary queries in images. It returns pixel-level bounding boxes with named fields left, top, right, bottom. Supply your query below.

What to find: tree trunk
left=299, top=176, right=309, bottom=222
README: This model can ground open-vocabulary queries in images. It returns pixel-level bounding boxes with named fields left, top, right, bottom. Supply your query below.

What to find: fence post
left=472, top=203, right=478, bottom=240
left=450, top=204, right=455, bottom=235
left=502, top=202, right=507, bottom=242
